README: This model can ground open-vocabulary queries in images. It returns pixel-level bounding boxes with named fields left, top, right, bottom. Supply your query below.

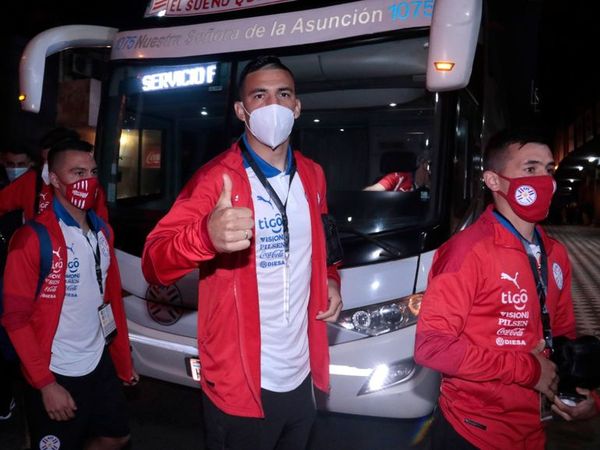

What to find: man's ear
left=49, top=172, right=61, bottom=190
left=234, top=101, right=247, bottom=123
left=293, top=98, right=301, bottom=119
left=483, top=170, right=501, bottom=192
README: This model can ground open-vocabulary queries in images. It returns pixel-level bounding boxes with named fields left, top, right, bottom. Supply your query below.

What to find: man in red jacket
left=1, top=139, right=137, bottom=450
left=415, top=129, right=598, bottom=450
left=0, top=127, right=108, bottom=221
left=143, top=55, right=342, bottom=450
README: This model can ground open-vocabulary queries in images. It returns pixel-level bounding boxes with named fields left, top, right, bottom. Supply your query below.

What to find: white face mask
left=6, top=167, right=28, bottom=182
left=243, top=104, right=295, bottom=149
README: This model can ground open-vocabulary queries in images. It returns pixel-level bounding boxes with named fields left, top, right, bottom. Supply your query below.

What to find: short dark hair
left=483, top=129, right=550, bottom=172
left=3, top=143, right=35, bottom=161
left=39, top=127, right=80, bottom=150
left=47, top=139, right=94, bottom=172
left=237, top=55, right=295, bottom=98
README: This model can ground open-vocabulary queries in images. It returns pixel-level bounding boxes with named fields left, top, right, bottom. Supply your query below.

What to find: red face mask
left=64, top=177, right=98, bottom=210
left=497, top=174, right=556, bottom=223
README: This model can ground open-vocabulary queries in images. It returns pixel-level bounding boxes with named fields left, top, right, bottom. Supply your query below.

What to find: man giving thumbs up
left=142, top=55, right=342, bottom=450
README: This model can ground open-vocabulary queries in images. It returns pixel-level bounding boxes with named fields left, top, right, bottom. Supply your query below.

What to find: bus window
left=117, top=129, right=163, bottom=199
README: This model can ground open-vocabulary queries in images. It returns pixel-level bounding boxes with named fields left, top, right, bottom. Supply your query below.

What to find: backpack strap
left=26, top=221, right=52, bottom=299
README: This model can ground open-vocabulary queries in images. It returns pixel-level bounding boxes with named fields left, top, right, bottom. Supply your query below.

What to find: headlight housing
left=334, top=293, right=423, bottom=337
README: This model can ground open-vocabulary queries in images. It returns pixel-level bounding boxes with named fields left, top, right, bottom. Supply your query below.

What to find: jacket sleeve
left=414, top=247, right=540, bottom=388
left=105, top=227, right=133, bottom=382
left=142, top=168, right=223, bottom=286
left=0, top=170, right=32, bottom=215
left=1, top=225, right=56, bottom=389
left=550, top=247, right=577, bottom=339
left=314, top=162, right=340, bottom=285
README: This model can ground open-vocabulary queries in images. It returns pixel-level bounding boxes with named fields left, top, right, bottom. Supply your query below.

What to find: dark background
left=0, top=0, right=598, bottom=154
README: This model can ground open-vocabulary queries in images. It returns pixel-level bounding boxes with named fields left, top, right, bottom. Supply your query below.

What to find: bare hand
left=41, top=382, right=77, bottom=421
left=123, top=368, right=140, bottom=386
left=531, top=339, right=558, bottom=401
left=552, top=388, right=598, bottom=421
left=316, top=279, right=343, bottom=322
left=207, top=174, right=254, bottom=253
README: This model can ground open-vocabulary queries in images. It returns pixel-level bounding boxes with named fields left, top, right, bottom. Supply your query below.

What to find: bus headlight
left=334, top=293, right=423, bottom=337
left=358, top=360, right=416, bottom=395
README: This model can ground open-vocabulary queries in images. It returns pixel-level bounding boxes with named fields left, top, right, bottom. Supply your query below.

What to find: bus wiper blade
left=338, top=226, right=404, bottom=258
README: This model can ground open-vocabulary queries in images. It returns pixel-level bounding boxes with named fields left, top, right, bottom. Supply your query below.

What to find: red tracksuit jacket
left=142, top=141, right=340, bottom=418
left=415, top=205, right=576, bottom=450
left=1, top=201, right=133, bottom=388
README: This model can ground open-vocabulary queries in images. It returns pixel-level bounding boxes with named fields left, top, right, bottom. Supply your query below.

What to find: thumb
left=215, top=174, right=233, bottom=209
left=531, top=339, right=546, bottom=354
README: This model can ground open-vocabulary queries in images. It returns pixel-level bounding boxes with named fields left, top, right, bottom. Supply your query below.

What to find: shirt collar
left=241, top=133, right=292, bottom=177
left=52, top=197, right=101, bottom=232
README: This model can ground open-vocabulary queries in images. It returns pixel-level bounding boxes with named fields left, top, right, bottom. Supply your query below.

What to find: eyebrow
left=247, top=86, right=294, bottom=95
left=523, top=159, right=554, bottom=166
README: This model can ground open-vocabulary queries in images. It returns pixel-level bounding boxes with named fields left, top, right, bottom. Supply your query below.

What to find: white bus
left=19, top=0, right=487, bottom=418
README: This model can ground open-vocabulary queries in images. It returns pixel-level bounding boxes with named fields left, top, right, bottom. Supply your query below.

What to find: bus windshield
left=99, top=35, right=439, bottom=258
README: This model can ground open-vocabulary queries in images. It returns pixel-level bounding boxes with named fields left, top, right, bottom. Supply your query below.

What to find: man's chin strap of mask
left=241, top=103, right=295, bottom=149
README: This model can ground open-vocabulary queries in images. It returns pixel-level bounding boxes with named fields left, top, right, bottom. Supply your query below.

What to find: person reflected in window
left=364, top=153, right=431, bottom=197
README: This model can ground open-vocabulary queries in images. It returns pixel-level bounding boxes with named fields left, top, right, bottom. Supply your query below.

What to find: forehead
left=242, top=68, right=295, bottom=93
left=5, top=152, right=29, bottom=161
left=55, top=150, right=96, bottom=170
left=505, top=142, right=553, bottom=164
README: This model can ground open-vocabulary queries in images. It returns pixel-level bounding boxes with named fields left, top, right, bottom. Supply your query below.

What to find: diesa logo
left=501, top=289, right=528, bottom=311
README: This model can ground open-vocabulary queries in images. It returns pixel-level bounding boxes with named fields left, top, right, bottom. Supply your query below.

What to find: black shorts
left=202, top=374, right=316, bottom=450
left=26, top=348, right=130, bottom=450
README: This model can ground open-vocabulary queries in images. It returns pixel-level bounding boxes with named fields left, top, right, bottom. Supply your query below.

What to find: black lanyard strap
left=239, top=138, right=296, bottom=255
left=84, top=231, right=103, bottom=296
left=493, top=211, right=553, bottom=351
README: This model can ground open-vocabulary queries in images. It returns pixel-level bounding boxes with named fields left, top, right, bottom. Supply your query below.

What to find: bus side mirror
left=426, top=0, right=482, bottom=92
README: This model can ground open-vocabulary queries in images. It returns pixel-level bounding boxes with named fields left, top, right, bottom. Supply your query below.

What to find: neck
left=56, top=194, right=89, bottom=232
left=495, top=202, right=535, bottom=241
left=244, top=131, right=288, bottom=171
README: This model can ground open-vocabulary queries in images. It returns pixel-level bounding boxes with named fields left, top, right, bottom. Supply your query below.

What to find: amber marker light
left=434, top=61, right=455, bottom=71
left=18, top=94, right=26, bottom=102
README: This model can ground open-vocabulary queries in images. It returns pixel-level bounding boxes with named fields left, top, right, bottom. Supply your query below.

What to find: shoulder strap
left=26, top=221, right=52, bottom=299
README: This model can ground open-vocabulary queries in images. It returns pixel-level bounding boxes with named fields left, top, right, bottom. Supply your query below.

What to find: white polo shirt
left=50, top=202, right=110, bottom=377
left=243, top=138, right=312, bottom=392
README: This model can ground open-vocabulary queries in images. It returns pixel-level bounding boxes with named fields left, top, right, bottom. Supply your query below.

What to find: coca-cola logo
left=144, top=150, right=161, bottom=168
left=496, top=327, right=525, bottom=337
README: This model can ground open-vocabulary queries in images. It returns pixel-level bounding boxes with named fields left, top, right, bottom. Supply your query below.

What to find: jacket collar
left=240, top=134, right=293, bottom=177
left=481, top=203, right=555, bottom=253
left=52, top=197, right=103, bottom=233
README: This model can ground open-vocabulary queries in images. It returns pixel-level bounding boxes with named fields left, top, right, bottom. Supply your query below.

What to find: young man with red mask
left=1, top=139, right=138, bottom=450
left=415, top=129, right=598, bottom=450
left=143, top=55, right=342, bottom=450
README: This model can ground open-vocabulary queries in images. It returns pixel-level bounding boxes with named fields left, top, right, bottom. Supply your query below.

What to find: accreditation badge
left=98, top=303, right=118, bottom=344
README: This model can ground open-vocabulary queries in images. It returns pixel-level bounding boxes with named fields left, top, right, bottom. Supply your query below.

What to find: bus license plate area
left=185, top=357, right=201, bottom=381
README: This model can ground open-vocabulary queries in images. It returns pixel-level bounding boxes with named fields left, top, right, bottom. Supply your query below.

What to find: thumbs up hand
left=208, top=174, right=254, bottom=253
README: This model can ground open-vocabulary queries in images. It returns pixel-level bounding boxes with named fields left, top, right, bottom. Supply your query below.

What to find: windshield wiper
left=338, top=226, right=404, bottom=258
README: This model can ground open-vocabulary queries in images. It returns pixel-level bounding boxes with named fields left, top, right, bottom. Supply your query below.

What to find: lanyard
left=239, top=138, right=296, bottom=255
left=83, top=231, right=103, bottom=296
left=493, top=211, right=553, bottom=351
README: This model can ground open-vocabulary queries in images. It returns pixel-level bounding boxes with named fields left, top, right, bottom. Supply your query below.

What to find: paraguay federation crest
left=40, top=435, right=61, bottom=450
left=514, top=185, right=537, bottom=206
left=553, top=262, right=564, bottom=290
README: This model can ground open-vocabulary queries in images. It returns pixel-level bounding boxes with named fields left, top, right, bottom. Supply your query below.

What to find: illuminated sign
left=141, top=64, right=217, bottom=91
